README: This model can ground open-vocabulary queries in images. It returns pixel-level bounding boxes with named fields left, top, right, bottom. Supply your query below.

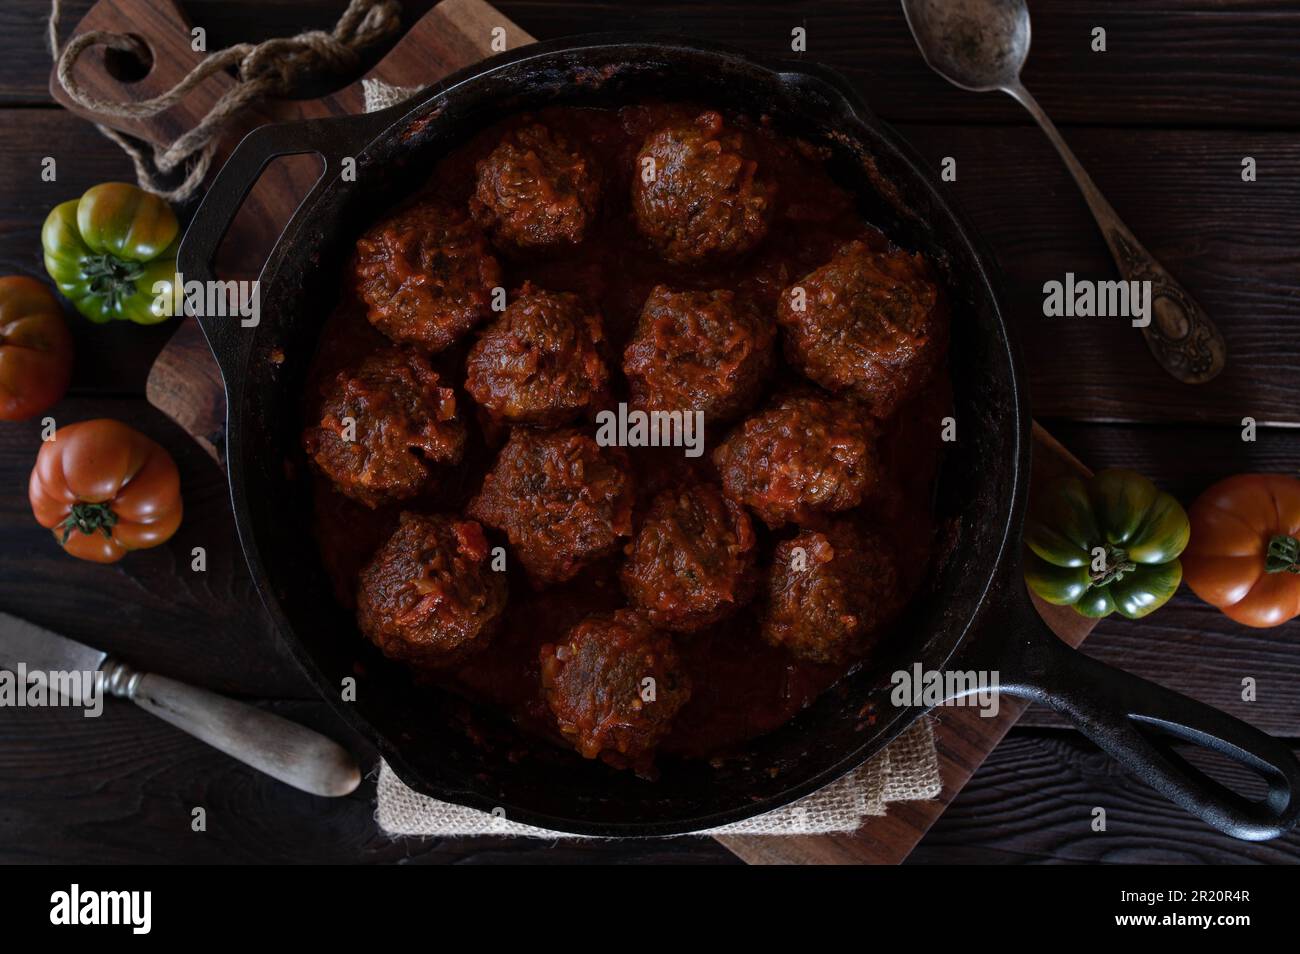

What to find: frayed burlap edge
left=376, top=716, right=941, bottom=838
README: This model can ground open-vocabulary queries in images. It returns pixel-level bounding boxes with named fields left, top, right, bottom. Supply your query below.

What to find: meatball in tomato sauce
left=468, top=428, right=635, bottom=586
left=623, top=285, right=774, bottom=424
left=465, top=283, right=608, bottom=426
left=621, top=483, right=758, bottom=633
left=471, top=123, right=601, bottom=253
left=762, top=521, right=901, bottom=665
left=353, top=199, right=502, bottom=352
left=778, top=240, right=945, bottom=418
left=540, top=609, right=690, bottom=769
left=302, top=346, right=465, bottom=508
left=356, top=513, right=507, bottom=668
left=632, top=111, right=775, bottom=265
left=712, top=390, right=878, bottom=528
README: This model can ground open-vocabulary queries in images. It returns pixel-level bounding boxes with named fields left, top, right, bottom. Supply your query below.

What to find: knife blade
left=0, top=609, right=361, bottom=796
left=0, top=611, right=107, bottom=676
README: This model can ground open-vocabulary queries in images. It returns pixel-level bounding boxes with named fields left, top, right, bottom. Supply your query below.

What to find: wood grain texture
left=0, top=698, right=738, bottom=864
left=1020, top=420, right=1300, bottom=735
left=897, top=124, right=1300, bottom=425
left=3, top=0, right=1298, bottom=865
left=909, top=732, right=1300, bottom=864
left=13, top=0, right=1300, bottom=129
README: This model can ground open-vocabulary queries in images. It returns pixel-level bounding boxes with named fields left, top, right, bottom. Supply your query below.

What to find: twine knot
left=47, top=0, right=403, bottom=202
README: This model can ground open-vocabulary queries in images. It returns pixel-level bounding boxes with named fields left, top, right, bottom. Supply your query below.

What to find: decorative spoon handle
left=1005, top=82, right=1227, bottom=384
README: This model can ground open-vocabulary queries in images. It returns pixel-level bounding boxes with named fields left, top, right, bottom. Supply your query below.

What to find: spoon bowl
left=901, top=0, right=1031, bottom=92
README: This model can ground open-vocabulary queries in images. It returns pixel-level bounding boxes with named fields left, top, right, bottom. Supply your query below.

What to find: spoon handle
left=1004, top=82, right=1226, bottom=384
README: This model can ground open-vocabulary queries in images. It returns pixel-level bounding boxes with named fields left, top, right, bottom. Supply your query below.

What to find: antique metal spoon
left=901, top=0, right=1226, bottom=383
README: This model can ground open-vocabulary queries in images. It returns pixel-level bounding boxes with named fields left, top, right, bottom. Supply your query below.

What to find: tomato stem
left=58, top=502, right=118, bottom=544
left=80, top=253, right=144, bottom=313
left=1089, top=546, right=1137, bottom=587
left=1266, top=534, right=1300, bottom=574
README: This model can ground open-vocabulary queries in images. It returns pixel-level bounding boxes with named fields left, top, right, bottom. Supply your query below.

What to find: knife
left=0, top=611, right=361, bottom=797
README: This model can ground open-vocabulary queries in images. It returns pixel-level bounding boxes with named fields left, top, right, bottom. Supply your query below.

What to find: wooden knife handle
left=103, top=660, right=361, bottom=797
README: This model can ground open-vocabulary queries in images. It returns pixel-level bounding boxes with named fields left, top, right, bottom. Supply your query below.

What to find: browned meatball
left=470, top=123, right=601, bottom=252
left=762, top=521, right=901, bottom=665
left=621, top=484, right=758, bottom=633
left=356, top=512, right=507, bottom=668
left=632, top=111, right=776, bottom=265
left=622, top=285, right=774, bottom=423
left=778, top=240, right=945, bottom=418
left=465, top=283, right=609, bottom=425
left=353, top=199, right=502, bottom=352
left=468, top=429, right=635, bottom=585
left=302, top=347, right=465, bottom=508
left=539, top=609, right=690, bottom=767
left=712, top=390, right=878, bottom=528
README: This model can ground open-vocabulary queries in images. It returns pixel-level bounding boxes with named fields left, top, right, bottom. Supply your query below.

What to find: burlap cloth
left=361, top=79, right=942, bottom=838
left=377, top=716, right=941, bottom=837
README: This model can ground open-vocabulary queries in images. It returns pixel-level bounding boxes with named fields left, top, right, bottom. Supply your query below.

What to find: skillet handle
left=988, top=592, right=1300, bottom=841
left=175, top=111, right=390, bottom=384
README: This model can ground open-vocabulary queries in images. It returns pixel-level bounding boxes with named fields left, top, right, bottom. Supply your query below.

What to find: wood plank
left=14, top=0, right=1300, bottom=128
left=897, top=124, right=1300, bottom=425
left=909, top=732, right=1300, bottom=864
left=0, top=697, right=738, bottom=863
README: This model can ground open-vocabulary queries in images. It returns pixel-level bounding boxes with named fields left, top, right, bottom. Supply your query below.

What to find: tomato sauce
left=306, top=103, right=950, bottom=763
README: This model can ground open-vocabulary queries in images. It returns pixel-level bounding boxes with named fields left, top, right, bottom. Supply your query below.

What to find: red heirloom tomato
left=1182, top=474, right=1300, bottom=628
left=0, top=276, right=74, bottom=421
left=29, top=419, right=183, bottom=563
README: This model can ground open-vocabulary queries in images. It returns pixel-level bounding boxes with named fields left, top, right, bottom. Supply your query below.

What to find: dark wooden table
left=2, top=0, right=1298, bottom=864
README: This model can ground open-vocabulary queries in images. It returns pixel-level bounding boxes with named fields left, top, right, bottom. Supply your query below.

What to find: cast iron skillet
left=177, top=35, right=1300, bottom=839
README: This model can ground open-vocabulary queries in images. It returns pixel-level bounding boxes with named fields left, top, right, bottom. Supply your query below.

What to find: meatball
left=470, top=123, right=601, bottom=252
left=356, top=512, right=507, bottom=668
left=623, top=285, right=774, bottom=423
left=778, top=240, right=945, bottom=418
left=631, top=111, right=776, bottom=264
left=468, top=429, right=635, bottom=585
left=465, top=283, right=609, bottom=426
left=540, top=609, right=690, bottom=767
left=762, top=521, right=901, bottom=665
left=353, top=199, right=502, bottom=352
left=712, top=390, right=878, bottom=528
left=621, top=484, right=758, bottom=633
left=302, top=346, right=465, bottom=508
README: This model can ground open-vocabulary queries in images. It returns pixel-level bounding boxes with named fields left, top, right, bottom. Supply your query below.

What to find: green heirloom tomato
left=42, top=183, right=178, bottom=325
left=1024, top=468, right=1190, bottom=620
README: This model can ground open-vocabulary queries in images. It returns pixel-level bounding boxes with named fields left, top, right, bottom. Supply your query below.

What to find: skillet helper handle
left=176, top=113, right=383, bottom=372
left=1000, top=617, right=1300, bottom=841
left=102, top=659, right=361, bottom=798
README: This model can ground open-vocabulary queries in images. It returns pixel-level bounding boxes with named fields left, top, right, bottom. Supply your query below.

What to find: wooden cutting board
left=50, top=0, right=1097, bottom=863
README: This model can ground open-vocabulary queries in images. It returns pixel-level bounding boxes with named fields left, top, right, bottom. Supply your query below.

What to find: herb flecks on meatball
left=621, top=483, right=758, bottom=632
left=302, top=346, right=465, bottom=508
left=468, top=428, right=635, bottom=585
left=632, top=111, right=776, bottom=265
left=471, top=123, right=602, bottom=253
left=712, top=390, right=878, bottom=528
left=465, top=283, right=609, bottom=426
left=778, top=239, right=946, bottom=418
left=623, top=285, right=774, bottom=424
left=353, top=198, right=502, bottom=352
left=540, top=609, right=690, bottom=769
left=762, top=521, right=901, bottom=665
left=356, top=512, right=507, bottom=668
